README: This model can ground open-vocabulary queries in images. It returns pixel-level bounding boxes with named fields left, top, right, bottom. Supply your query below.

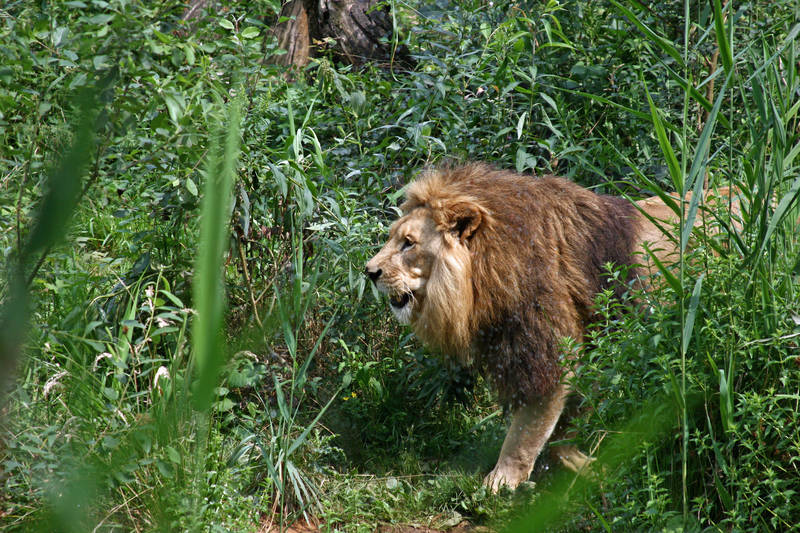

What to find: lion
left=365, top=162, right=739, bottom=491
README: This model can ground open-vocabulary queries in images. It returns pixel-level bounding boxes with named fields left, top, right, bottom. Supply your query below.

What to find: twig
left=237, top=238, right=263, bottom=327
left=740, top=331, right=800, bottom=347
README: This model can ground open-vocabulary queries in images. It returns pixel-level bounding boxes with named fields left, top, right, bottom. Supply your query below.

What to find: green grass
left=1, top=0, right=799, bottom=531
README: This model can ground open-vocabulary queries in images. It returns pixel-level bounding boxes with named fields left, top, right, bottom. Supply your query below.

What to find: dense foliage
left=1, top=0, right=799, bottom=531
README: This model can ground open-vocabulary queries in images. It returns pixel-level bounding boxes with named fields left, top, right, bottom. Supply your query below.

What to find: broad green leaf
left=516, top=111, right=526, bottom=139
left=163, top=91, right=185, bottom=124
left=185, top=177, right=198, bottom=196
left=241, top=27, right=260, bottom=39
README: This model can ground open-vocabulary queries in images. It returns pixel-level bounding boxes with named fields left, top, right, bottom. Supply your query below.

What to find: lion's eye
left=401, top=237, right=415, bottom=251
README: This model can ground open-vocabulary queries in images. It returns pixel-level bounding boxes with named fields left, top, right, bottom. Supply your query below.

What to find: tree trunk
left=271, top=0, right=411, bottom=68
left=272, top=0, right=312, bottom=67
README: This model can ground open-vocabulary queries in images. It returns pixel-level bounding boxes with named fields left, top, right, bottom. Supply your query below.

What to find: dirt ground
left=261, top=519, right=491, bottom=532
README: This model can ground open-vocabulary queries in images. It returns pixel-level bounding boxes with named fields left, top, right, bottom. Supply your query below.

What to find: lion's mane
left=401, top=163, right=640, bottom=407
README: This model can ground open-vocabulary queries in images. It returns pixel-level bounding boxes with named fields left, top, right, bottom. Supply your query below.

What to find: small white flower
left=93, top=352, right=113, bottom=371
left=154, top=366, right=170, bottom=394
left=43, top=371, right=68, bottom=398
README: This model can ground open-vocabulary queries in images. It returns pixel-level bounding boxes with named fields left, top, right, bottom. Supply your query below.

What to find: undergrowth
left=1, top=0, right=799, bottom=531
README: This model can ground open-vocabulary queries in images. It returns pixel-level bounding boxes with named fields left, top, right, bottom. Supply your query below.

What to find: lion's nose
left=365, top=266, right=382, bottom=282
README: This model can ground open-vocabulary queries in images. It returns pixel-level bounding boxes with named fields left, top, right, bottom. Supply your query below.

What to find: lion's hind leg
left=484, top=382, right=570, bottom=492
left=551, top=444, right=595, bottom=473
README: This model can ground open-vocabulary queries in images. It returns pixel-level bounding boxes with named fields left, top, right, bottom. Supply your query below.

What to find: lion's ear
left=447, top=201, right=484, bottom=243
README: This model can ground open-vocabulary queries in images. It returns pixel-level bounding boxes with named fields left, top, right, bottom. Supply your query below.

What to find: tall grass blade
left=681, top=72, right=732, bottom=253
left=645, top=83, right=683, bottom=191
left=749, top=175, right=800, bottom=268
left=191, top=101, right=241, bottom=411
left=641, top=243, right=682, bottom=293
left=681, top=274, right=704, bottom=357
left=287, top=388, right=339, bottom=457
left=712, top=0, right=733, bottom=73
left=718, top=369, right=735, bottom=433
left=274, top=375, right=291, bottom=422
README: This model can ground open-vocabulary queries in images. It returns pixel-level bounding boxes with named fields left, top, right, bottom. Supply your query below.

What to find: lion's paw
left=484, top=462, right=529, bottom=493
left=552, top=445, right=595, bottom=473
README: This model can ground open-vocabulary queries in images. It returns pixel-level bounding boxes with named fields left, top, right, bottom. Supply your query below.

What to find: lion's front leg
left=484, top=382, right=569, bottom=492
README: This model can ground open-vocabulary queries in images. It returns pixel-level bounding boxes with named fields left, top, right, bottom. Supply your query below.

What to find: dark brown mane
left=403, top=163, right=640, bottom=406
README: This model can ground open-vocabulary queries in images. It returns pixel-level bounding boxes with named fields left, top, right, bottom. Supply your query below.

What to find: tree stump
left=271, top=0, right=411, bottom=68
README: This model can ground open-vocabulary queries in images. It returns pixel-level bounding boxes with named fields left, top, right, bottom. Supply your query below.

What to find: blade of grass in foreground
left=191, top=101, right=241, bottom=412
left=0, top=90, right=97, bottom=402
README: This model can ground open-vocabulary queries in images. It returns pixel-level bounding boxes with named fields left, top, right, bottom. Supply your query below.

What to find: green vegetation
left=1, top=0, right=799, bottom=531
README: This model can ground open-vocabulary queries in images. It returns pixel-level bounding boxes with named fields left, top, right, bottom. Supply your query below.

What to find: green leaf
left=152, top=28, right=172, bottom=44
left=516, top=111, right=526, bottom=140
left=163, top=91, right=185, bottom=124
left=642, top=242, right=681, bottom=294
left=274, top=375, right=290, bottom=422
left=681, top=71, right=732, bottom=253
left=218, top=18, right=234, bottom=31
left=102, top=387, right=119, bottom=401
left=287, top=386, right=340, bottom=457
left=718, top=370, right=735, bottom=433
left=52, top=27, right=69, bottom=48
left=92, top=55, right=111, bottom=70
left=214, top=397, right=235, bottom=412
left=185, top=177, right=198, bottom=196
left=183, top=43, right=196, bottom=66
left=156, top=459, right=174, bottom=478
left=240, top=27, right=260, bottom=39
left=166, top=446, right=181, bottom=464
left=88, top=14, right=115, bottom=25
left=750, top=175, right=800, bottom=266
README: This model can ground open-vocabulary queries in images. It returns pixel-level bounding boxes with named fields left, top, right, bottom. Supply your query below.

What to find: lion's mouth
left=390, top=292, right=412, bottom=309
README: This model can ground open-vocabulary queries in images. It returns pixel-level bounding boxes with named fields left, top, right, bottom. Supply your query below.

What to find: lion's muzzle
left=364, top=265, right=382, bottom=282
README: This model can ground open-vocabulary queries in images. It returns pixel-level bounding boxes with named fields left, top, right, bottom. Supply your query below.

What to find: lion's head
left=364, top=170, right=488, bottom=360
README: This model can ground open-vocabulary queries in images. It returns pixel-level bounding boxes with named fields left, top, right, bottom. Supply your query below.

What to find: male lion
left=365, top=163, right=734, bottom=491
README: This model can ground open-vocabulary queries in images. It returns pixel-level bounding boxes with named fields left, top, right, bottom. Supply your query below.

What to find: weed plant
left=1, top=0, right=799, bottom=531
